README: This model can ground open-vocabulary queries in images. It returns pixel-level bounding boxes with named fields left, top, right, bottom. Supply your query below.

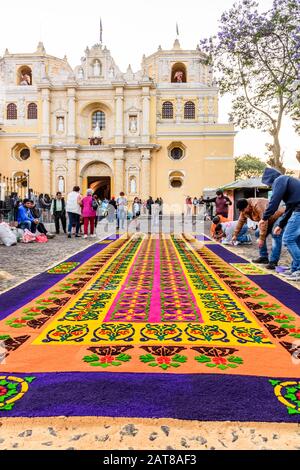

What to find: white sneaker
left=281, top=269, right=293, bottom=277
left=83, top=235, right=88, bottom=239
left=285, top=271, right=300, bottom=281
left=91, top=234, right=96, bottom=238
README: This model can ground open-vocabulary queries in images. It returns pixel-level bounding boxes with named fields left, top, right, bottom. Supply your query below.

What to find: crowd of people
left=209, top=168, right=300, bottom=282
left=1, top=167, right=300, bottom=284
left=185, top=191, right=232, bottom=219
left=0, top=188, right=165, bottom=245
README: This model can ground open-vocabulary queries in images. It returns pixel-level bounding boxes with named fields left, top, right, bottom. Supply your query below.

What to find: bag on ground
left=0, top=222, right=17, bottom=246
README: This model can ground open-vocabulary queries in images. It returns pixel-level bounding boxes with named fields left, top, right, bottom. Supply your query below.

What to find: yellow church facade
left=0, top=39, right=235, bottom=209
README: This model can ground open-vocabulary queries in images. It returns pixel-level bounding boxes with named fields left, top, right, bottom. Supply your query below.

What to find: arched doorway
left=88, top=176, right=110, bottom=199
left=80, top=161, right=112, bottom=200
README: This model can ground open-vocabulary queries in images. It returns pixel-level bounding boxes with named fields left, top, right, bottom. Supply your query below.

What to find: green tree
left=200, top=0, right=300, bottom=173
left=235, top=154, right=267, bottom=179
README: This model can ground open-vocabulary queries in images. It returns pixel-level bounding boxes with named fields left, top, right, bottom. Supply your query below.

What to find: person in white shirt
left=116, top=192, right=127, bottom=230
left=66, top=186, right=82, bottom=238
left=132, top=197, right=141, bottom=231
left=215, top=220, right=252, bottom=245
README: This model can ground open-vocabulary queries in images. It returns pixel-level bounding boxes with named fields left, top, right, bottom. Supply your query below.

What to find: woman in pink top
left=81, top=189, right=97, bottom=238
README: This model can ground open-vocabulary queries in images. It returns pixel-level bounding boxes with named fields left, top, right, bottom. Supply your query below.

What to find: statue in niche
left=109, top=66, right=114, bottom=79
left=20, top=72, right=31, bottom=85
left=58, top=176, right=65, bottom=193
left=57, top=116, right=64, bottom=133
left=78, top=68, right=84, bottom=79
left=129, top=115, right=137, bottom=133
left=174, top=70, right=183, bottom=83
left=130, top=177, right=137, bottom=194
left=93, top=60, right=101, bottom=77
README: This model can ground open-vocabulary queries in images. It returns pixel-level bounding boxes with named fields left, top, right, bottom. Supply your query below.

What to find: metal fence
left=0, top=171, right=40, bottom=221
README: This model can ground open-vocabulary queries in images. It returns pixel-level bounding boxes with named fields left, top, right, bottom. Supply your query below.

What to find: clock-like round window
left=170, top=147, right=184, bottom=160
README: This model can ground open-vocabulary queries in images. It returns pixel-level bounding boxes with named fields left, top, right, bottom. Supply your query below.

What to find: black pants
left=32, top=222, right=47, bottom=235
left=54, top=211, right=66, bottom=233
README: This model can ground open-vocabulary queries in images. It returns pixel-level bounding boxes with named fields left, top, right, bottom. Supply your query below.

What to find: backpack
left=92, top=199, right=98, bottom=210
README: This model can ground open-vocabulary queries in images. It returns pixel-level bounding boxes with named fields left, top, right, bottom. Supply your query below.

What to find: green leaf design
left=286, top=387, right=298, bottom=394
left=24, top=377, right=36, bottom=383
left=83, top=354, right=99, bottom=363
left=173, top=354, right=187, bottom=363
left=116, top=354, right=131, bottom=363
left=228, top=356, right=243, bottom=364
left=140, top=354, right=155, bottom=364
left=206, top=363, right=217, bottom=368
left=0, top=335, right=10, bottom=340
left=218, top=365, right=228, bottom=371
left=287, top=408, right=300, bottom=415
left=195, top=355, right=211, bottom=364
left=269, top=380, right=280, bottom=386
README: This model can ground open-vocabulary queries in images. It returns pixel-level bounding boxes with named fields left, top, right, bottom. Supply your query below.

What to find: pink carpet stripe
left=148, top=237, right=162, bottom=322
left=103, top=237, right=145, bottom=322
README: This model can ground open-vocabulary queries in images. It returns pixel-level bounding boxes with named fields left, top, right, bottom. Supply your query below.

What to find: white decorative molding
left=205, top=156, right=235, bottom=160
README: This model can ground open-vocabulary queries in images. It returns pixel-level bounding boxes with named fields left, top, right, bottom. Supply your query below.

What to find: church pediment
left=125, top=106, right=142, bottom=114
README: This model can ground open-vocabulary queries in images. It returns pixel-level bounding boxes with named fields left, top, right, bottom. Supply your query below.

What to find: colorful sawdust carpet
left=0, top=233, right=300, bottom=421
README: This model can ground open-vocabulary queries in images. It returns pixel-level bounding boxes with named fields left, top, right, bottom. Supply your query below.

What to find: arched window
left=92, top=111, right=105, bottom=129
left=162, top=102, right=174, bottom=119
left=27, top=103, right=37, bottom=119
left=184, top=101, right=195, bottom=119
left=7, top=103, right=17, bottom=120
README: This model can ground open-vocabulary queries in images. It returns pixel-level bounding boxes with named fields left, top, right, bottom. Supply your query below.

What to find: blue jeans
left=19, top=221, right=35, bottom=232
left=283, top=212, right=300, bottom=272
left=237, top=224, right=249, bottom=243
left=67, top=212, right=80, bottom=235
left=117, top=209, right=126, bottom=229
left=255, top=218, right=283, bottom=263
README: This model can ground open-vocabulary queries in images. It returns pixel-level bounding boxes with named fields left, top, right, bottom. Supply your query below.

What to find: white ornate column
left=66, top=149, right=78, bottom=192
left=67, top=88, right=76, bottom=144
left=115, top=86, right=124, bottom=144
left=197, top=96, right=205, bottom=123
left=114, top=149, right=125, bottom=196
left=40, top=149, right=52, bottom=195
left=142, top=86, right=150, bottom=143
left=140, top=150, right=151, bottom=200
left=208, top=96, right=215, bottom=123
left=41, top=88, right=50, bottom=145
left=176, top=96, right=183, bottom=123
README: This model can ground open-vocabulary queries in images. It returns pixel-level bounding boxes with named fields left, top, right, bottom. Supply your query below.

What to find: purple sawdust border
left=1, top=371, right=299, bottom=423
left=0, top=235, right=120, bottom=320
left=203, top=242, right=300, bottom=317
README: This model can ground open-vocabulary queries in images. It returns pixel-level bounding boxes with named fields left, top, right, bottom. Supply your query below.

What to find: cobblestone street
left=0, top=232, right=111, bottom=293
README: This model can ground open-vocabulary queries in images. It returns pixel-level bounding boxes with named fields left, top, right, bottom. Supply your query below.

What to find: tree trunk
left=268, top=128, right=286, bottom=174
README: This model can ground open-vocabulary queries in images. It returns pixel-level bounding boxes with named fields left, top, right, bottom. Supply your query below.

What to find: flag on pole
left=176, top=22, right=179, bottom=36
left=100, top=18, right=103, bottom=43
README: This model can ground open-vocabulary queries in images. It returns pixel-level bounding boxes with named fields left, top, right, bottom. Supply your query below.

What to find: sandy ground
left=0, top=417, right=299, bottom=450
